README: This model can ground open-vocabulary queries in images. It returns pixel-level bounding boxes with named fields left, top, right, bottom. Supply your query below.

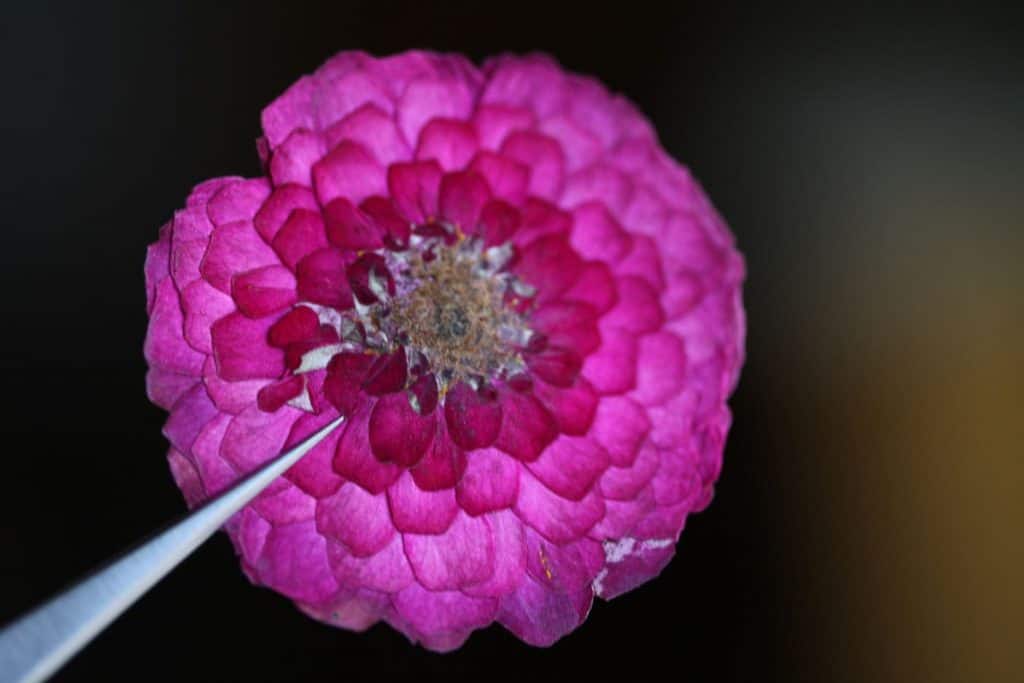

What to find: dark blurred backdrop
left=0, top=2, right=1020, bottom=681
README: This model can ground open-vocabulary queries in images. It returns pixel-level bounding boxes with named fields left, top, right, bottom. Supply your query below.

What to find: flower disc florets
left=144, top=50, right=746, bottom=652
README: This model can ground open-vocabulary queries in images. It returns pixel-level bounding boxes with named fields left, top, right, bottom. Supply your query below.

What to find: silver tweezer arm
left=0, top=415, right=346, bottom=683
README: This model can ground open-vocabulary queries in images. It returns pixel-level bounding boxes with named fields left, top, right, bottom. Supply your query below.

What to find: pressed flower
left=144, top=50, right=745, bottom=651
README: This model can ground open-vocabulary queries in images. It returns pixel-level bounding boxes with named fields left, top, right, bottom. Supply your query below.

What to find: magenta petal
left=409, top=416, right=465, bottom=491
left=167, top=448, right=205, bottom=508
left=387, top=472, right=458, bottom=534
left=561, top=163, right=633, bottom=216
left=392, top=584, right=498, bottom=653
left=402, top=512, right=494, bottom=590
left=144, top=278, right=205, bottom=375
left=532, top=376, right=599, bottom=436
left=323, top=197, right=384, bottom=251
left=514, top=469, right=605, bottom=544
left=323, top=352, right=374, bottom=416
left=211, top=312, right=285, bottom=381
left=269, top=128, right=324, bottom=187
left=271, top=208, right=328, bottom=270
left=252, top=484, right=315, bottom=524
left=221, top=404, right=301, bottom=473
left=513, top=234, right=583, bottom=304
left=631, top=331, right=687, bottom=406
left=590, top=395, right=651, bottom=467
left=283, top=411, right=345, bottom=497
left=562, top=261, right=618, bottom=314
left=347, top=252, right=395, bottom=305
left=526, top=436, right=609, bottom=501
left=368, top=392, right=437, bottom=466
left=206, top=178, right=271, bottom=225
left=493, top=388, right=557, bottom=462
left=267, top=306, right=319, bottom=348
left=326, top=535, right=414, bottom=594
left=255, top=520, right=339, bottom=604
left=462, top=510, right=527, bottom=598
left=406, top=372, right=439, bottom=416
left=592, top=535, right=677, bottom=600
left=526, top=346, right=582, bottom=387
left=570, top=202, right=632, bottom=263
left=202, top=357, right=266, bottom=415
left=315, top=483, right=395, bottom=556
left=362, top=348, right=408, bottom=395
left=514, top=198, right=573, bottom=247
left=295, top=247, right=354, bottom=309
left=231, top=265, right=297, bottom=318
left=602, top=276, right=665, bottom=335
left=324, top=103, right=410, bottom=166
left=360, top=196, right=411, bottom=250
left=147, top=368, right=198, bottom=411
left=524, top=530, right=603, bottom=595
left=599, top=444, right=659, bottom=501
left=415, top=118, right=479, bottom=171
left=540, top=114, right=602, bottom=172
left=469, top=151, right=529, bottom=206
left=397, top=75, right=476, bottom=150
left=253, top=184, right=319, bottom=243
left=500, top=130, right=565, bottom=200
left=256, top=375, right=304, bottom=412
left=497, top=575, right=593, bottom=647
left=531, top=301, right=600, bottom=356
left=312, top=140, right=386, bottom=205
left=616, top=233, right=667, bottom=292
left=478, top=199, right=521, bottom=246
left=388, top=160, right=442, bottom=224
left=332, top=402, right=402, bottom=494
left=581, top=327, right=638, bottom=394
left=181, top=280, right=234, bottom=354
left=444, top=382, right=503, bottom=450
left=438, top=170, right=491, bottom=231
left=455, top=447, right=520, bottom=516
left=472, top=103, right=536, bottom=150
left=200, top=220, right=279, bottom=293
left=163, top=383, right=218, bottom=454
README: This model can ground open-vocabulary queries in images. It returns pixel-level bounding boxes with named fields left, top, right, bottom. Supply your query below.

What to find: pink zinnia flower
left=144, top=50, right=745, bottom=651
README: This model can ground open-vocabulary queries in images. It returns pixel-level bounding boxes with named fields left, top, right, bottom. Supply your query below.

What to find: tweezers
left=0, top=415, right=346, bottom=683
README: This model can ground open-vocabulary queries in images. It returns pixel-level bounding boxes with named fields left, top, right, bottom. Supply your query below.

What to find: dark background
left=0, top=2, right=1020, bottom=681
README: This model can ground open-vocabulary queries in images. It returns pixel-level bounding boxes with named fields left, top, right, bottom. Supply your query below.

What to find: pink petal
left=231, top=265, right=297, bottom=318
left=210, top=312, right=284, bottom=381
left=444, top=382, right=503, bottom=450
left=267, top=306, right=319, bottom=347
left=295, top=247, right=354, bottom=309
left=598, top=444, right=659, bottom=501
left=592, top=535, right=677, bottom=600
left=360, top=196, right=411, bottom=250
left=201, top=357, right=266, bottom=415
left=581, top=329, right=637, bottom=394
left=283, top=411, right=345, bottom=497
left=455, top=447, right=520, bottom=516
left=252, top=483, right=316, bottom=524
left=601, top=276, right=665, bottom=335
left=631, top=331, right=687, bottom=406
left=589, top=395, right=651, bottom=468
left=200, top=220, right=280, bottom=293
left=269, top=128, right=324, bottom=187
left=387, top=472, right=458, bottom=534
left=144, top=278, right=206, bottom=376
left=206, top=179, right=271, bottom=225
left=500, top=130, right=565, bottom=200
left=513, top=234, right=582, bottom=304
left=415, top=118, right=479, bottom=171
left=493, top=387, right=558, bottom=462
left=361, top=348, right=407, bottom=396
left=532, top=376, right=599, bottom=436
left=181, top=279, right=234, bottom=355
left=312, top=140, right=386, bottom=205
left=387, top=160, right=442, bottom=224
left=254, top=520, right=339, bottom=604
left=410, top=416, right=466, bottom=491
left=462, top=510, right=527, bottom=598
left=438, top=170, right=491, bottom=231
left=163, top=383, right=218, bottom=454
left=478, top=199, right=521, bottom=246
left=397, top=76, right=475, bottom=150
left=472, top=103, right=536, bottom=150
left=497, top=575, right=593, bottom=647
left=526, top=435, right=609, bottom=502
left=513, top=198, right=572, bottom=247
left=260, top=75, right=316, bottom=147
left=524, top=529, right=603, bottom=595
left=562, top=261, right=618, bottom=314
left=526, top=346, right=582, bottom=388
left=468, top=151, right=528, bottom=205
left=315, top=482, right=395, bottom=556
left=332, top=402, right=402, bottom=494
left=402, top=512, right=494, bottom=591
left=324, top=102, right=410, bottom=166
left=616, top=233, right=666, bottom=292
left=539, top=114, right=602, bottom=172
left=146, top=368, right=197, bottom=411
left=561, top=163, right=634, bottom=216
left=189, top=413, right=237, bottom=497
left=271, top=208, right=328, bottom=270
left=256, top=375, right=304, bottom=412
left=531, top=301, right=600, bottom=356
left=513, top=468, right=605, bottom=544
left=392, top=584, right=498, bottom=653
left=167, top=448, right=204, bottom=507
left=253, top=184, right=319, bottom=243
left=220, top=404, right=302, bottom=474
left=480, top=54, right=569, bottom=118
left=326, top=535, right=414, bottom=593
left=368, top=392, right=437, bottom=466
left=569, top=202, right=632, bottom=263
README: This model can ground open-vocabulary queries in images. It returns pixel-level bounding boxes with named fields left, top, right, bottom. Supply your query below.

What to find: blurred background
left=0, top=2, right=1020, bottom=681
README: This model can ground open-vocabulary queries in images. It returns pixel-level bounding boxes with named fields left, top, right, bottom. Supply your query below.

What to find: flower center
left=390, top=239, right=527, bottom=390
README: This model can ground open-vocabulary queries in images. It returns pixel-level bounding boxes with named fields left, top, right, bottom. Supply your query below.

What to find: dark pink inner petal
left=295, top=247, right=354, bottom=309
left=513, top=234, right=582, bottom=304
left=438, top=170, right=491, bottom=232
left=369, top=392, right=437, bottom=466
left=469, top=151, right=529, bottom=206
left=332, top=402, right=402, bottom=494
left=211, top=312, right=285, bottom=381
left=493, top=387, right=558, bottom=462
left=525, top=347, right=583, bottom=387
left=478, top=199, right=521, bottom=246
left=323, top=352, right=374, bottom=416
left=324, top=197, right=384, bottom=251
left=267, top=306, right=320, bottom=348
left=360, top=196, right=410, bottom=250
left=388, top=160, right=442, bottom=224
left=231, top=265, right=298, bottom=319
left=362, top=348, right=408, bottom=396
left=347, top=252, right=395, bottom=305
left=410, top=417, right=466, bottom=491
left=253, top=184, right=320, bottom=243
left=257, top=375, right=305, bottom=412
left=444, top=382, right=503, bottom=451
left=416, top=118, right=480, bottom=171
left=532, top=376, right=599, bottom=436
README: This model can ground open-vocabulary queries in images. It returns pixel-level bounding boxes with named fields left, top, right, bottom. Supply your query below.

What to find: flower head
left=144, top=50, right=745, bottom=651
